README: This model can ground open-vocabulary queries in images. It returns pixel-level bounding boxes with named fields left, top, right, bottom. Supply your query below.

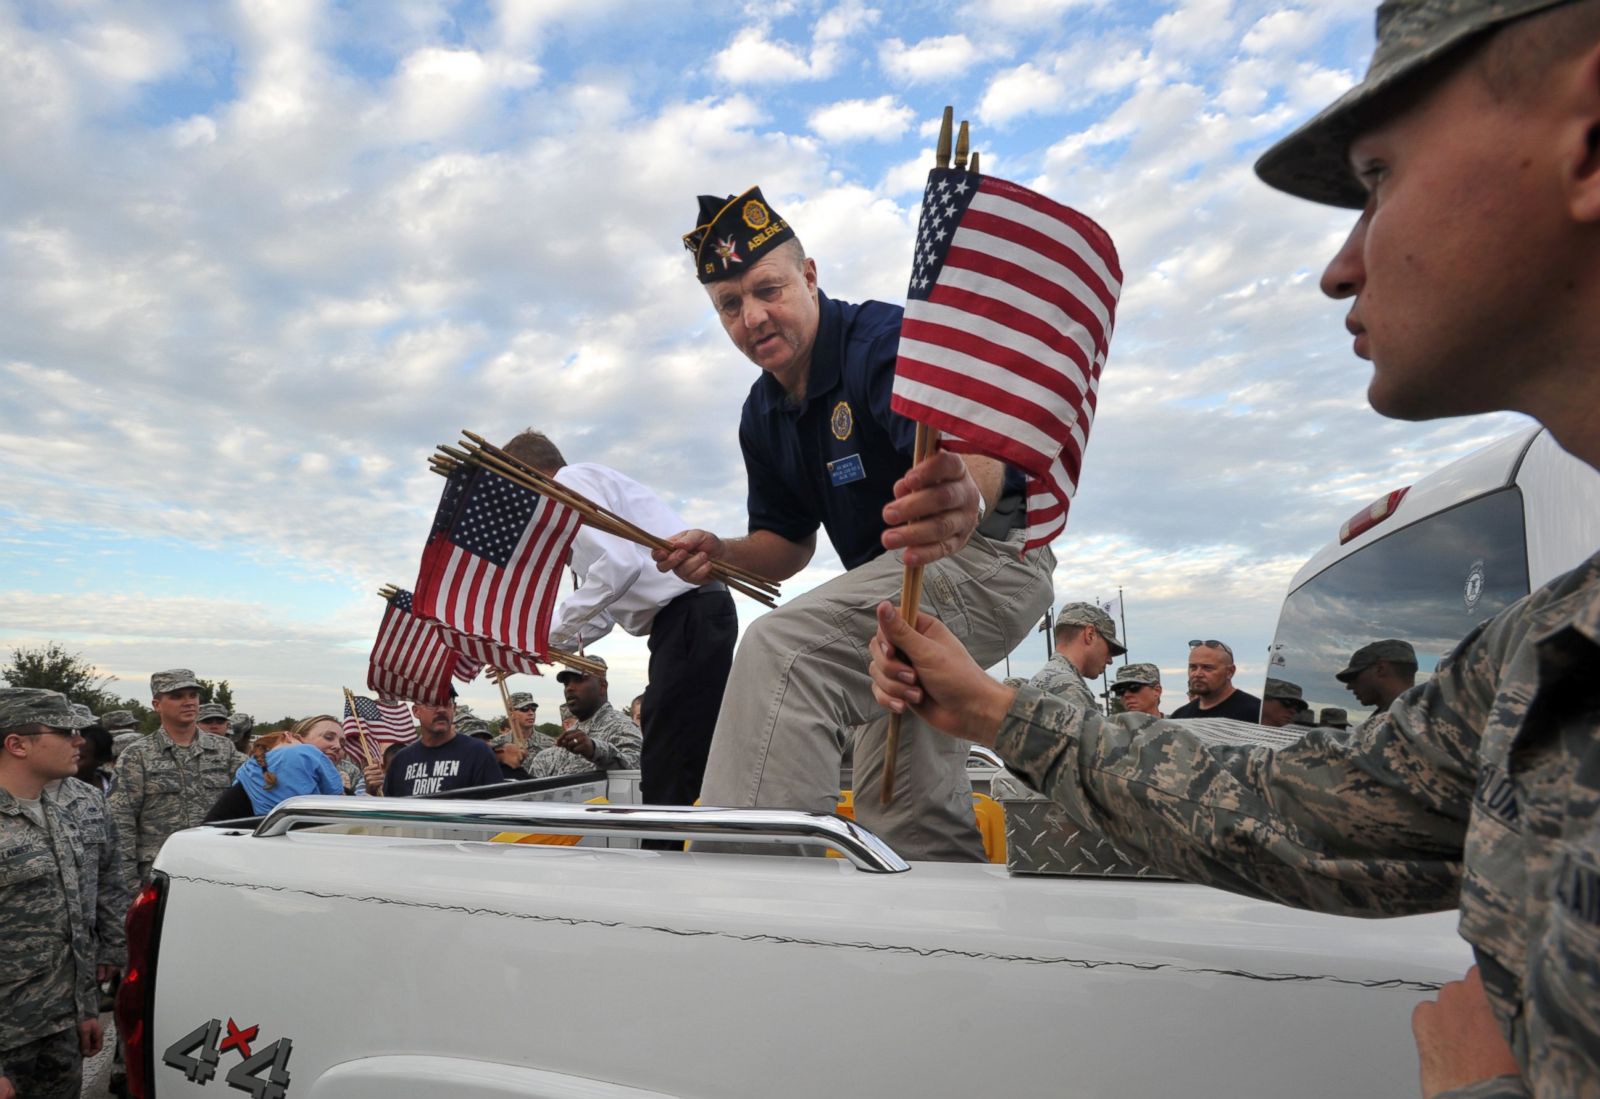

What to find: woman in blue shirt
left=236, top=720, right=344, bottom=814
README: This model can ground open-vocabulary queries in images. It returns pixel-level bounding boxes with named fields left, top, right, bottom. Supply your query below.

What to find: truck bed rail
left=253, top=795, right=912, bottom=873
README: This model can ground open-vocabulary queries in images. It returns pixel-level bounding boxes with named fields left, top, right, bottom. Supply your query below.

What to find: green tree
left=2, top=643, right=121, bottom=711
left=196, top=678, right=235, bottom=710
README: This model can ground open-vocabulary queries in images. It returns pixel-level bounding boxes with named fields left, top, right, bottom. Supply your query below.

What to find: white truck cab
left=1267, top=425, right=1600, bottom=722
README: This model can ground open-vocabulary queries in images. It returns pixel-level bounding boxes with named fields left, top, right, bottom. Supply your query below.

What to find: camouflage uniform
left=335, top=756, right=364, bottom=794
left=46, top=777, right=128, bottom=970
left=0, top=788, right=97, bottom=1099
left=109, top=727, right=244, bottom=887
left=526, top=702, right=641, bottom=779
left=990, top=551, right=1600, bottom=1097
left=1027, top=652, right=1101, bottom=712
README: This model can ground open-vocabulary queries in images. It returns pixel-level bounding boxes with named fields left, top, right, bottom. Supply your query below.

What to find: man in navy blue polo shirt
left=654, top=187, right=1056, bottom=861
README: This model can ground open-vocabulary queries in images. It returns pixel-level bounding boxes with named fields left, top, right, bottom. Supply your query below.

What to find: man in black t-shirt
left=382, top=698, right=502, bottom=797
left=1168, top=641, right=1261, bottom=723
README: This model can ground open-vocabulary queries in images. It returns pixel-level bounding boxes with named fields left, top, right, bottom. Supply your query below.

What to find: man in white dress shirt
left=503, top=430, right=738, bottom=809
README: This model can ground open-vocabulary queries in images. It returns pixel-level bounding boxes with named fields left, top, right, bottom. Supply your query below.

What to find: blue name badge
left=828, top=453, right=866, bottom=487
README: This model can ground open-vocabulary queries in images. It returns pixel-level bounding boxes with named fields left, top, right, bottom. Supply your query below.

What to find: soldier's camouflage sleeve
left=586, top=707, right=642, bottom=771
left=992, top=617, right=1497, bottom=917
left=107, top=746, right=145, bottom=893
left=95, top=795, right=129, bottom=966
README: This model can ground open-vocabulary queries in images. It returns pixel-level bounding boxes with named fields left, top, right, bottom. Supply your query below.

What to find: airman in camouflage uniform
left=1028, top=602, right=1124, bottom=712
left=0, top=689, right=101, bottom=1099
left=109, top=670, right=244, bottom=887
left=51, top=708, right=129, bottom=974
left=870, top=1, right=1600, bottom=1093
left=507, top=691, right=552, bottom=753
left=527, top=661, right=641, bottom=778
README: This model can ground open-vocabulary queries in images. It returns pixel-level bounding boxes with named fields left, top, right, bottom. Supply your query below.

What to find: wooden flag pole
left=342, top=687, right=378, bottom=768
left=882, top=107, right=961, bottom=807
left=494, top=671, right=521, bottom=745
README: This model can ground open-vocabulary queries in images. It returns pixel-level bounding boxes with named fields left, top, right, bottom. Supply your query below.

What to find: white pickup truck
left=116, top=770, right=1470, bottom=1099
left=115, top=431, right=1600, bottom=1099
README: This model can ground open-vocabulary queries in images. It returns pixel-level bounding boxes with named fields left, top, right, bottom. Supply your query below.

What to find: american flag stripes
left=890, top=168, right=1122, bottom=551
left=414, top=464, right=580, bottom=662
left=368, top=588, right=480, bottom=706
left=341, top=693, right=416, bottom=765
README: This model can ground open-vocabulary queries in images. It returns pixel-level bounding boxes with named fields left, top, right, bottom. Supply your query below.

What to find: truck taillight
left=116, top=874, right=168, bottom=1099
left=1339, top=487, right=1410, bottom=545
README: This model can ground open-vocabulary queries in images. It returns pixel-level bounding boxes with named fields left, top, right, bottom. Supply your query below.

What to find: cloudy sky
left=1, top=0, right=1530, bottom=720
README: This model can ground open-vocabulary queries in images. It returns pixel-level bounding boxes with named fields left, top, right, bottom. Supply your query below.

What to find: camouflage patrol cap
left=150, top=668, right=201, bottom=695
left=1291, top=708, right=1321, bottom=727
left=0, top=688, right=98, bottom=732
left=556, top=657, right=608, bottom=684
left=456, top=714, right=493, bottom=739
left=1335, top=638, right=1419, bottom=681
left=1262, top=677, right=1305, bottom=702
left=112, top=731, right=143, bottom=757
left=228, top=713, right=254, bottom=736
left=1256, top=0, right=1579, bottom=207
left=489, top=733, right=517, bottom=749
left=196, top=702, right=231, bottom=723
left=100, top=709, right=139, bottom=730
left=508, top=691, right=538, bottom=710
left=1319, top=706, right=1352, bottom=729
left=1112, top=662, right=1161, bottom=688
left=1055, top=602, right=1128, bottom=657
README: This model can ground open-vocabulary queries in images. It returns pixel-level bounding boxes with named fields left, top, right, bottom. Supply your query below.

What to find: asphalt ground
left=81, top=1013, right=116, bottom=1098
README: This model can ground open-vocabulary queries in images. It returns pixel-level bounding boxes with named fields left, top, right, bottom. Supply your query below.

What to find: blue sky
left=0, top=0, right=1528, bottom=719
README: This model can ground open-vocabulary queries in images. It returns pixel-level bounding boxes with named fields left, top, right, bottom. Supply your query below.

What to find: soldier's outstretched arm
left=871, top=600, right=1484, bottom=917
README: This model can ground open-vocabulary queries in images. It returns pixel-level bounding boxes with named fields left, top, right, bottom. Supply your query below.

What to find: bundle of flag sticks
left=375, top=584, right=607, bottom=677
left=428, top=431, right=781, bottom=608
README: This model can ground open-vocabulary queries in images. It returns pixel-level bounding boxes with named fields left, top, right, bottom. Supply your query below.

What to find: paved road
left=82, top=1013, right=115, bottom=1098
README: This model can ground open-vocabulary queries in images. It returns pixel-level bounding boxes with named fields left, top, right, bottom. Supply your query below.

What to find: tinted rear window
left=1269, top=488, right=1530, bottom=722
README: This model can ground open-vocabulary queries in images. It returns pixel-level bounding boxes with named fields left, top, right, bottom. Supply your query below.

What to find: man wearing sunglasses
left=1109, top=664, right=1164, bottom=718
left=0, top=689, right=103, bottom=1099
left=1169, top=640, right=1261, bottom=723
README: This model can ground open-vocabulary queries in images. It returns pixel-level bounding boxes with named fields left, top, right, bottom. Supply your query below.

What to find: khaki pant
left=699, top=531, right=1055, bottom=861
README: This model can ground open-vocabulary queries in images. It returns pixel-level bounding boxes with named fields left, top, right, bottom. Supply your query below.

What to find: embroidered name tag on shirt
left=828, top=454, right=866, bottom=487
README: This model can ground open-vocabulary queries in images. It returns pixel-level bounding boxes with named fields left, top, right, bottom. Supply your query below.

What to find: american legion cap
left=1055, top=602, right=1128, bottom=657
left=1255, top=0, right=1580, bottom=207
left=682, top=186, right=796, bottom=284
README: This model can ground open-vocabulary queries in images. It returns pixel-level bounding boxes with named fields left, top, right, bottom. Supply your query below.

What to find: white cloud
left=714, top=0, right=879, bottom=83
left=978, top=62, right=1069, bottom=124
left=1242, top=9, right=1317, bottom=54
left=879, top=34, right=985, bottom=82
left=808, top=94, right=914, bottom=142
left=968, top=0, right=1102, bottom=26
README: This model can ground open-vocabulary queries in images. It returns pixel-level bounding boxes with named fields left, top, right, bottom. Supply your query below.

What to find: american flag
left=341, top=693, right=416, bottom=766
left=890, top=168, right=1122, bottom=551
left=413, top=463, right=581, bottom=664
left=368, top=588, right=481, bottom=705
left=431, top=621, right=545, bottom=678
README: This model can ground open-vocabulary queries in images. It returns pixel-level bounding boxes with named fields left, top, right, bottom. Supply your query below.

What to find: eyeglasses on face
left=1188, top=639, right=1235, bottom=658
left=9, top=728, right=83, bottom=740
left=1110, top=683, right=1150, bottom=695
